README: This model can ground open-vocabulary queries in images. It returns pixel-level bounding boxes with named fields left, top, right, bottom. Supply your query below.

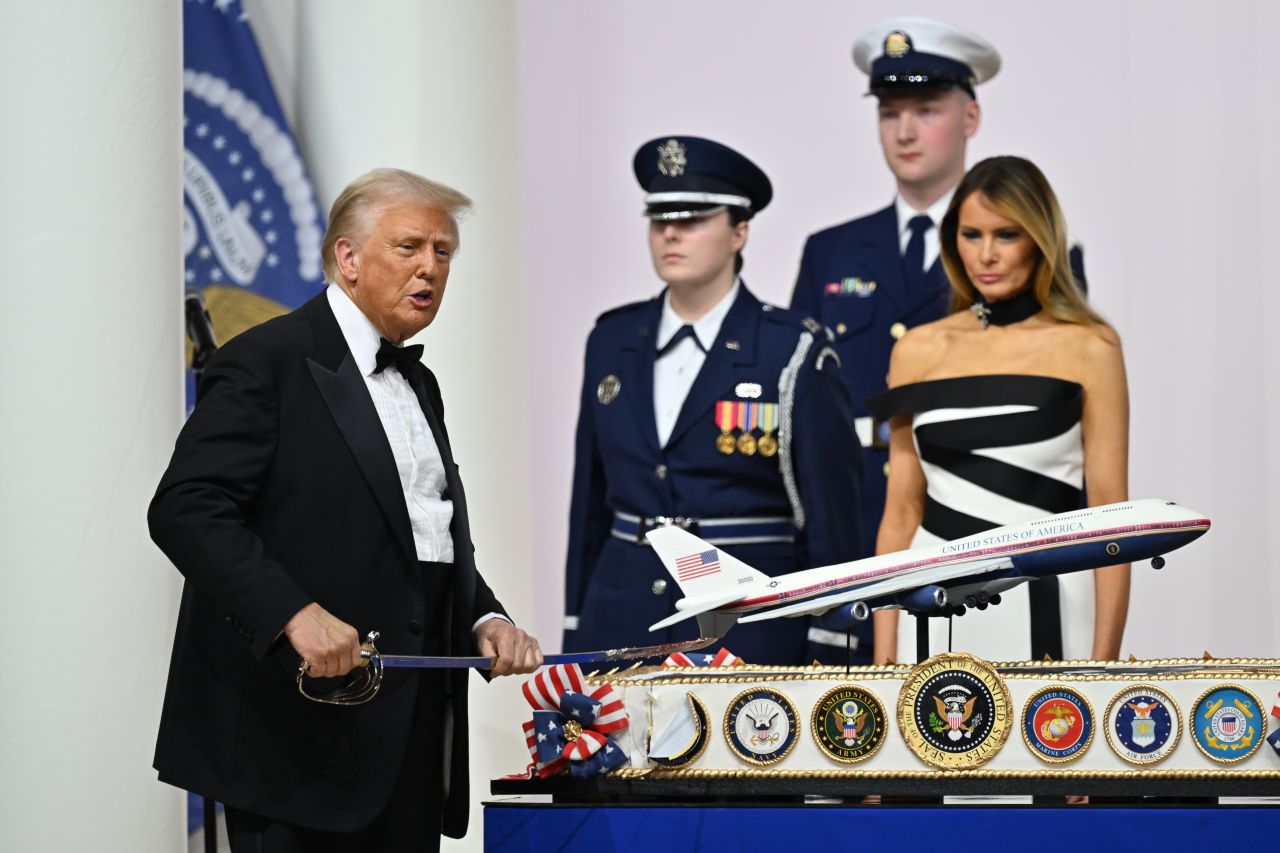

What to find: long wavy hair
left=939, top=156, right=1104, bottom=326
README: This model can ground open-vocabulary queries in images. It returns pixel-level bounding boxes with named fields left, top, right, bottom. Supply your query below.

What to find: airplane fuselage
left=722, top=499, right=1209, bottom=617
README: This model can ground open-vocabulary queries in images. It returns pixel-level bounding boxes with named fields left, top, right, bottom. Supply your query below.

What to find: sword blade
left=371, top=636, right=718, bottom=670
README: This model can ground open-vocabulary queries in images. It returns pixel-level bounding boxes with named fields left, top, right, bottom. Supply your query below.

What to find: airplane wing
left=737, top=556, right=1015, bottom=623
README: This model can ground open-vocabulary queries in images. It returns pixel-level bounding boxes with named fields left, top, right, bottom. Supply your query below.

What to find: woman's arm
left=870, top=329, right=934, bottom=663
left=1077, top=326, right=1131, bottom=660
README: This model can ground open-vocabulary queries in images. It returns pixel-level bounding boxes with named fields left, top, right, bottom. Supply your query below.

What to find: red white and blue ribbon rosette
left=663, top=647, right=742, bottom=668
left=1268, top=691, right=1280, bottom=757
left=520, top=664, right=629, bottom=778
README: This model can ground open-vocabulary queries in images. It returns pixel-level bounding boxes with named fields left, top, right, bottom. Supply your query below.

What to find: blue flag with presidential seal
left=181, top=0, right=325, bottom=831
left=183, top=0, right=325, bottom=409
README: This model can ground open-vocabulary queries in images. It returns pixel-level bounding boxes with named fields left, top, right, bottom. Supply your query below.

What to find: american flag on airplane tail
left=675, top=549, right=721, bottom=581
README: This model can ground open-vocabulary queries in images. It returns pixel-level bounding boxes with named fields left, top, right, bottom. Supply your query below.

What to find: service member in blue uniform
left=791, top=17, right=1086, bottom=662
left=563, top=136, right=864, bottom=665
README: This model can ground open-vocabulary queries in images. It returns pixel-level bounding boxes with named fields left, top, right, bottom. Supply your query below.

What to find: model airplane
left=646, top=498, right=1210, bottom=638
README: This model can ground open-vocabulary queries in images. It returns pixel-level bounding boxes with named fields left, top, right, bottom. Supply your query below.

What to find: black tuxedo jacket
left=149, top=292, right=501, bottom=835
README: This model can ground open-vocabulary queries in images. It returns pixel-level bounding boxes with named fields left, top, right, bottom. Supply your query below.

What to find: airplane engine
left=896, top=584, right=949, bottom=614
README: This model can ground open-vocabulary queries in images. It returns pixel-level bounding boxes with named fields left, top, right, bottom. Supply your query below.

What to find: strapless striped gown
left=867, top=375, right=1094, bottom=662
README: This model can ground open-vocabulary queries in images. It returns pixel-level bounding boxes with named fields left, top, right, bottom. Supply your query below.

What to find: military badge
left=735, top=382, right=763, bottom=399
left=884, top=30, right=913, bottom=58
left=824, top=278, right=877, bottom=298
left=1021, top=686, right=1095, bottom=764
left=1105, top=684, right=1180, bottom=766
left=811, top=684, right=888, bottom=764
left=736, top=401, right=757, bottom=456
left=724, top=687, right=800, bottom=766
left=898, top=653, right=1011, bottom=770
left=1190, top=684, right=1264, bottom=764
left=596, top=374, right=621, bottom=405
left=656, top=138, right=687, bottom=177
left=758, top=402, right=779, bottom=458
left=650, top=692, right=711, bottom=769
left=714, top=400, right=736, bottom=455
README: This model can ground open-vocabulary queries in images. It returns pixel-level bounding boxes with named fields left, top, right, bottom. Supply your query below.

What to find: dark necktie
left=902, top=213, right=934, bottom=297
left=656, top=324, right=706, bottom=358
left=374, top=337, right=425, bottom=378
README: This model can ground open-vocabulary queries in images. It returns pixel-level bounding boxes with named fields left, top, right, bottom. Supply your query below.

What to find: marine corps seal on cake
left=811, top=684, right=888, bottom=764
left=898, top=653, right=1012, bottom=770
left=1021, top=685, right=1095, bottom=764
left=724, top=687, right=800, bottom=766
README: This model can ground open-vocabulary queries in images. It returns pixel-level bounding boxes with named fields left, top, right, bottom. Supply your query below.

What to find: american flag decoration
left=518, top=663, right=629, bottom=778
left=675, top=549, right=721, bottom=582
left=663, top=647, right=743, bottom=668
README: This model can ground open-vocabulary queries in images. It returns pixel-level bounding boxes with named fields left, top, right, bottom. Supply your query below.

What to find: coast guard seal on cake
left=811, top=684, right=888, bottom=764
left=898, top=653, right=1011, bottom=770
left=724, top=687, right=800, bottom=766
left=1021, top=685, right=1095, bottom=764
left=1105, top=684, right=1180, bottom=765
left=1190, top=684, right=1264, bottom=764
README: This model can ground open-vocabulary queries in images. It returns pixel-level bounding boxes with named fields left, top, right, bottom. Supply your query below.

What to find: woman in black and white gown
left=869, top=156, right=1130, bottom=664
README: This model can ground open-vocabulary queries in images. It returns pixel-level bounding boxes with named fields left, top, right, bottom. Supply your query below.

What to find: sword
left=371, top=636, right=719, bottom=669
left=298, top=632, right=719, bottom=705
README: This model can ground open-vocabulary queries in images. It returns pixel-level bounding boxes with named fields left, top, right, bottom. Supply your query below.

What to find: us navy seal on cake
left=724, top=687, right=801, bottom=766
left=1021, top=685, right=1095, bottom=764
left=1190, top=684, right=1264, bottom=764
left=898, top=653, right=1011, bottom=770
left=811, top=684, right=888, bottom=764
left=1106, top=684, right=1180, bottom=766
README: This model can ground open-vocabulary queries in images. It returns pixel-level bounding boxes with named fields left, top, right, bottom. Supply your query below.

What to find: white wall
left=518, top=0, right=1280, bottom=661
left=0, top=1, right=186, bottom=850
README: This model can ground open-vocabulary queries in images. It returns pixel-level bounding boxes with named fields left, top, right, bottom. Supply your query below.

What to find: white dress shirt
left=895, top=187, right=956, bottom=272
left=326, top=285, right=455, bottom=564
left=653, top=281, right=739, bottom=446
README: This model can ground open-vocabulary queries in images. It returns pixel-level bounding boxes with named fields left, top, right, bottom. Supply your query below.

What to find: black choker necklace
left=970, top=288, right=1041, bottom=329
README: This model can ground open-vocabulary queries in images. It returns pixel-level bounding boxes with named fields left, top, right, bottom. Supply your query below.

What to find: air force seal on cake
left=724, top=687, right=800, bottom=766
left=811, top=685, right=887, bottom=764
left=1106, top=685, right=1180, bottom=765
left=1190, top=684, right=1264, bottom=764
left=1022, top=685, right=1095, bottom=764
left=898, top=653, right=1011, bottom=770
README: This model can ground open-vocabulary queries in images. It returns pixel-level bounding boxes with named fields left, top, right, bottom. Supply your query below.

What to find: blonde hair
left=321, top=168, right=473, bottom=283
left=939, top=156, right=1104, bottom=326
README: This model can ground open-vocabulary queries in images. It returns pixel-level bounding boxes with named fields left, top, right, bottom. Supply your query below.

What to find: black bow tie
left=374, top=338, right=425, bottom=376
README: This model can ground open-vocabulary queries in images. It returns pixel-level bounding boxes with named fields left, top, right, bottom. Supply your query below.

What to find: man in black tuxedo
left=150, top=168, right=542, bottom=852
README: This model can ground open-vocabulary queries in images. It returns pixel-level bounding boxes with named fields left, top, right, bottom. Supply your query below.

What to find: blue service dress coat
left=562, top=283, right=865, bottom=665
left=791, top=202, right=1087, bottom=564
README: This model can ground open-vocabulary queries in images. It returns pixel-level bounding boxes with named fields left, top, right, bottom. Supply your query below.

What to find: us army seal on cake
left=1105, top=684, right=1180, bottom=766
left=898, top=653, right=1012, bottom=770
left=724, top=686, right=800, bottom=766
left=811, top=684, right=888, bottom=764
left=1021, top=685, right=1095, bottom=764
left=1189, top=684, right=1264, bottom=765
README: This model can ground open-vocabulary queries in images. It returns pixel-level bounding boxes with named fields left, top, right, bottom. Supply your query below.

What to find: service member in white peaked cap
left=790, top=16, right=1085, bottom=665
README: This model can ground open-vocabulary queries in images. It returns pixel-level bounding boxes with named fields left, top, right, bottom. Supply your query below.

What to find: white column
left=0, top=2, right=186, bottom=851
left=297, top=3, right=529, bottom=849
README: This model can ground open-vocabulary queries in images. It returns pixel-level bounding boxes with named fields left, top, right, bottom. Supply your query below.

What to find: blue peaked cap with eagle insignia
left=633, top=135, right=773, bottom=221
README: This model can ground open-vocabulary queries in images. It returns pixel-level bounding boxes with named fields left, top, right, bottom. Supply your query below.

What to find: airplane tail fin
left=644, top=526, right=769, bottom=636
left=644, top=526, right=768, bottom=598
